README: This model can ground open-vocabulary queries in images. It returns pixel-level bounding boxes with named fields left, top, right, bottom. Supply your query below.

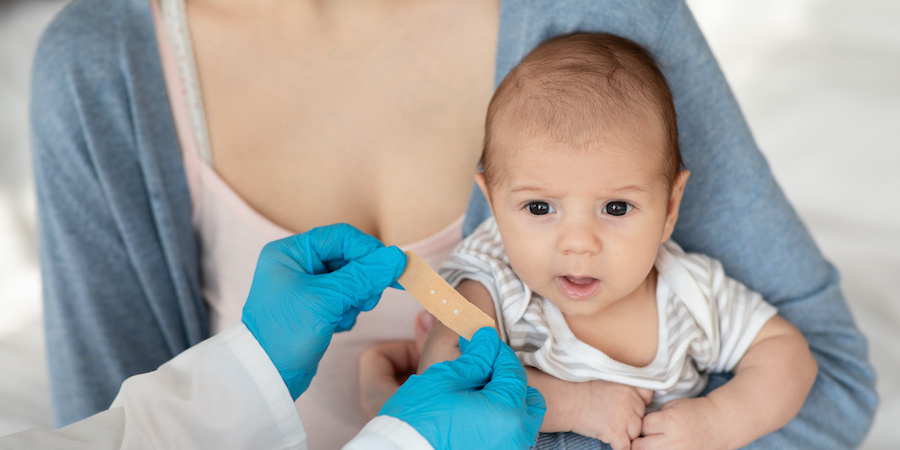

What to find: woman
left=31, top=0, right=876, bottom=447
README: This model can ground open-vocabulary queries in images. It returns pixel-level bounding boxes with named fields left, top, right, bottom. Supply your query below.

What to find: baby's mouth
left=557, top=275, right=601, bottom=299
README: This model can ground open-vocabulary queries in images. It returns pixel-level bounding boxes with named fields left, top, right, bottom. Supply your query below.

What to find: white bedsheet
left=1, top=0, right=897, bottom=447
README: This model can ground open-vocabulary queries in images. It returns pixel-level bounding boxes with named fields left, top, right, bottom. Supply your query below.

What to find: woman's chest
left=186, top=0, right=499, bottom=242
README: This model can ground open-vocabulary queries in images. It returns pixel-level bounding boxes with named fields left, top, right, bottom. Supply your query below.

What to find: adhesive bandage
left=397, top=251, right=496, bottom=341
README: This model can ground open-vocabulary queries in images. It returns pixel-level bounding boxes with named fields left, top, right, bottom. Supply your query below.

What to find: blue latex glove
left=241, top=223, right=407, bottom=400
left=379, top=327, right=546, bottom=449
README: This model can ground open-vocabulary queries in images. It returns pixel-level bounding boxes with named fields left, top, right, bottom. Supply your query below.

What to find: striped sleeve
left=707, top=261, right=778, bottom=373
left=672, top=245, right=778, bottom=373
left=439, top=218, right=531, bottom=341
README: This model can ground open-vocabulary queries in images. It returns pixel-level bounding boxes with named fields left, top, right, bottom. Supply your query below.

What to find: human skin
left=186, top=0, right=499, bottom=245
left=415, top=112, right=817, bottom=449
left=32, top=0, right=872, bottom=442
left=359, top=310, right=434, bottom=419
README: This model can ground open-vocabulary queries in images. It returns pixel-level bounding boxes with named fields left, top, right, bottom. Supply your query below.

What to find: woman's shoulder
left=34, top=0, right=148, bottom=76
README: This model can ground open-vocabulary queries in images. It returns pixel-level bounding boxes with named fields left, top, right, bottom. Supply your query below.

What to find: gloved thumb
left=483, top=338, right=545, bottom=445
left=425, top=327, right=499, bottom=390
left=525, top=386, right=547, bottom=428
left=481, top=335, right=528, bottom=398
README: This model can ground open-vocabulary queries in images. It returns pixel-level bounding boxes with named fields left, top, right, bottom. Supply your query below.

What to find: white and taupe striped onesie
left=440, top=218, right=776, bottom=411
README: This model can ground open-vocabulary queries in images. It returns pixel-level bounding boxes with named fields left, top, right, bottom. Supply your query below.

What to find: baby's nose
left=557, top=222, right=601, bottom=255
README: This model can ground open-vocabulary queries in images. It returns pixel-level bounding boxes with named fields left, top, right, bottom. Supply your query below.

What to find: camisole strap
left=157, top=0, right=215, bottom=166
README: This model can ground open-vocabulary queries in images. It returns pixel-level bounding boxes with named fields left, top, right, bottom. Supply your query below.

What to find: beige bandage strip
left=397, top=251, right=495, bottom=341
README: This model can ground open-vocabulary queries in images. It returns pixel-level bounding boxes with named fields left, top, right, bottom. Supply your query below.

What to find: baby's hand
left=358, top=311, right=435, bottom=418
left=572, top=380, right=653, bottom=450
left=632, top=397, right=723, bottom=450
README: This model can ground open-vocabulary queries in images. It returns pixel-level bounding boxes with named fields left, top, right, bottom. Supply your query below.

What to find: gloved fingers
left=525, top=386, right=547, bottom=418
left=335, top=292, right=381, bottom=332
left=423, top=328, right=499, bottom=390
left=334, top=294, right=380, bottom=332
left=458, top=326, right=499, bottom=352
left=309, top=246, right=407, bottom=316
left=417, top=357, right=487, bottom=393
left=283, top=223, right=388, bottom=275
left=525, top=386, right=547, bottom=443
left=483, top=338, right=528, bottom=397
left=331, top=245, right=407, bottom=294
left=335, top=309, right=360, bottom=332
left=316, top=223, right=401, bottom=270
left=458, top=327, right=501, bottom=370
left=359, top=295, right=380, bottom=312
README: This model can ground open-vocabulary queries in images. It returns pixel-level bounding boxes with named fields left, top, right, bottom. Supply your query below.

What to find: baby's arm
left=417, top=279, right=652, bottom=450
left=416, top=280, right=494, bottom=371
left=359, top=339, right=421, bottom=419
left=633, top=315, right=818, bottom=450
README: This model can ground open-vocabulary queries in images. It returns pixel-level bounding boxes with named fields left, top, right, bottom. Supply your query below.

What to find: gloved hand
left=379, top=327, right=546, bottom=449
left=241, top=223, right=406, bottom=400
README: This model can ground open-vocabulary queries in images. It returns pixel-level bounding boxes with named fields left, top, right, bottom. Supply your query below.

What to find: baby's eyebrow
left=509, top=185, right=545, bottom=194
left=608, top=184, right=648, bottom=194
left=509, top=184, right=650, bottom=196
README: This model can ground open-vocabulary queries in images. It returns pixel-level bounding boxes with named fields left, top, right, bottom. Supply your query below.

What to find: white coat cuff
left=225, top=323, right=308, bottom=447
left=344, top=415, right=433, bottom=450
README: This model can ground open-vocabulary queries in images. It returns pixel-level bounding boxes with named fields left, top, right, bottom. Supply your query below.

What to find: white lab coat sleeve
left=2, top=323, right=437, bottom=450
left=1, top=323, right=308, bottom=449
left=344, top=416, right=433, bottom=450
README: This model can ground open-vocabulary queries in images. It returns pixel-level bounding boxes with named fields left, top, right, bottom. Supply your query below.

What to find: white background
left=1, top=0, right=898, bottom=446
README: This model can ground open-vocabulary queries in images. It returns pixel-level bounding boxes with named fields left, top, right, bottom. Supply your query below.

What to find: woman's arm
left=32, top=0, right=204, bottom=426
left=643, top=1, right=877, bottom=446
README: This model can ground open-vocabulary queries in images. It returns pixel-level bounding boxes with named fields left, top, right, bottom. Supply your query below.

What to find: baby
left=418, top=33, right=817, bottom=449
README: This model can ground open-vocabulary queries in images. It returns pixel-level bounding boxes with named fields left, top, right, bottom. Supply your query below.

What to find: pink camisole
left=150, top=1, right=464, bottom=447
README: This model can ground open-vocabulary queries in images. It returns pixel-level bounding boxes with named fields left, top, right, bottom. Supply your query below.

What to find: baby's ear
left=662, top=170, right=690, bottom=243
left=474, top=172, right=493, bottom=210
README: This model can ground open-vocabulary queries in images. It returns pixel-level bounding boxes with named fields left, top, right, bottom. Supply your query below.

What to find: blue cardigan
left=32, top=0, right=877, bottom=446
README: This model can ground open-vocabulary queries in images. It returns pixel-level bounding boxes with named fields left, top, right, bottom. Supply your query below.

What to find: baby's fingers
left=629, top=388, right=650, bottom=419
left=626, top=411, right=644, bottom=441
left=631, top=434, right=667, bottom=450
left=610, top=409, right=644, bottom=450
left=608, top=432, right=632, bottom=450
left=636, top=388, right=653, bottom=405
left=634, top=411, right=668, bottom=450
left=641, top=410, right=663, bottom=437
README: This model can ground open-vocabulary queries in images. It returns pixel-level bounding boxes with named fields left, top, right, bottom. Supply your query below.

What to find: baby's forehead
left=494, top=101, right=670, bottom=160
left=488, top=123, right=674, bottom=190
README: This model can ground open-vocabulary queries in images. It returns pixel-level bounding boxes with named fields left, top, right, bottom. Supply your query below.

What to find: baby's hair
left=482, top=32, right=682, bottom=191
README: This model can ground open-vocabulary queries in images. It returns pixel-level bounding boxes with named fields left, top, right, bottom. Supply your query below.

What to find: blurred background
left=1, top=0, right=898, bottom=446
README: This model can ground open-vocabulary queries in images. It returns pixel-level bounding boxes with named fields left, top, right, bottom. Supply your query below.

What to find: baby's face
left=481, top=131, right=684, bottom=323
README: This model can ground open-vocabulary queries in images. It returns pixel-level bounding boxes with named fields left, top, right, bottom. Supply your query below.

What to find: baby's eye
left=603, top=201, right=633, bottom=217
left=526, top=201, right=555, bottom=216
